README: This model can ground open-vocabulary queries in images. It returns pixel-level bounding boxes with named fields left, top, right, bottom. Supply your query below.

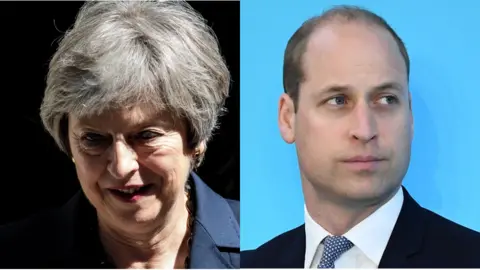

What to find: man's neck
left=98, top=196, right=190, bottom=268
left=302, top=180, right=400, bottom=235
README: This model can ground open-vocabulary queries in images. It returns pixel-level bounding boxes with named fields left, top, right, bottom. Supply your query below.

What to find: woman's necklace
left=183, top=180, right=195, bottom=269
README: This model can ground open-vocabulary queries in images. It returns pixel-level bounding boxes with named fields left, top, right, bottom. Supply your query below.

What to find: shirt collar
left=304, top=187, right=403, bottom=267
left=304, top=203, right=329, bottom=268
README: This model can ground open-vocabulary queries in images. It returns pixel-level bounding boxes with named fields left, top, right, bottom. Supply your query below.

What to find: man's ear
left=408, top=91, right=414, bottom=140
left=278, top=93, right=296, bottom=144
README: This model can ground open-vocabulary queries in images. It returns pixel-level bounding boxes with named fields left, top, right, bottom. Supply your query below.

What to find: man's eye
left=326, top=96, right=347, bottom=106
left=378, top=95, right=399, bottom=105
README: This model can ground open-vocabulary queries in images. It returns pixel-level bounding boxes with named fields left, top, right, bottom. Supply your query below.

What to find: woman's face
left=68, top=105, right=194, bottom=231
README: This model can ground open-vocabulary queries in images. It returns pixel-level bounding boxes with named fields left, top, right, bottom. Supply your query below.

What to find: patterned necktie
left=317, top=235, right=354, bottom=268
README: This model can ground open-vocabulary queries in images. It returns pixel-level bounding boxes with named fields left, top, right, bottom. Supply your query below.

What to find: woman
left=0, top=0, right=239, bottom=268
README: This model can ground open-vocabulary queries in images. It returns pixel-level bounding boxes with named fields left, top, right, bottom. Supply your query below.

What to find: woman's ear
left=195, top=140, right=206, bottom=156
left=191, top=140, right=207, bottom=169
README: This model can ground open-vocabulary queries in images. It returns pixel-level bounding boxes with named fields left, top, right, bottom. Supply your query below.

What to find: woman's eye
left=136, top=130, right=162, bottom=141
left=81, top=133, right=108, bottom=147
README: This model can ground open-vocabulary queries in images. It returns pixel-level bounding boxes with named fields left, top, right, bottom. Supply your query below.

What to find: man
left=241, top=5, right=480, bottom=268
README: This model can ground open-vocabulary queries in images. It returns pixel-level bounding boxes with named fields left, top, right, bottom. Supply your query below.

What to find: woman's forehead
left=70, top=105, right=177, bottom=131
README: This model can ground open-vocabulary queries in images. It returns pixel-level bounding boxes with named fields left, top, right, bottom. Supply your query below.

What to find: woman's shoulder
left=0, top=193, right=87, bottom=267
left=0, top=208, right=66, bottom=267
left=0, top=208, right=58, bottom=238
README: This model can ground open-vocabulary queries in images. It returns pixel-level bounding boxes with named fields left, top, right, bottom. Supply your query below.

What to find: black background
left=0, top=1, right=239, bottom=225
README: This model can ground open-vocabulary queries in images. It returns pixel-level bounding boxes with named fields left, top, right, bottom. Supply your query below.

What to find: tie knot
left=318, top=236, right=354, bottom=268
left=323, top=235, right=353, bottom=251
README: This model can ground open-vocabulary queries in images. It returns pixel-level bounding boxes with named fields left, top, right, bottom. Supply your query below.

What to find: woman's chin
left=110, top=209, right=162, bottom=232
left=99, top=188, right=180, bottom=229
left=102, top=201, right=162, bottom=226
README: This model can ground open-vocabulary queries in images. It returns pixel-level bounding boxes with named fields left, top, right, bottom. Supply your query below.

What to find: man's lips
left=340, top=155, right=387, bottom=171
left=341, top=155, right=387, bottom=162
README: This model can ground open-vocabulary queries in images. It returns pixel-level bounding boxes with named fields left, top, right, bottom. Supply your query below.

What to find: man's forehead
left=301, top=22, right=407, bottom=80
left=305, top=21, right=397, bottom=56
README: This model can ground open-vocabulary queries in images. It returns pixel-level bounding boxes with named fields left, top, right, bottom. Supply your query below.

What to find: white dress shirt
left=304, top=188, right=404, bottom=268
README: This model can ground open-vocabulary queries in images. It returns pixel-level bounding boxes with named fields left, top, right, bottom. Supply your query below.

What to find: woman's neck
left=98, top=193, right=191, bottom=269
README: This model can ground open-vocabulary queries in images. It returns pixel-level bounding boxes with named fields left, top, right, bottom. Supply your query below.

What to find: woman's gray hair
left=40, top=0, right=230, bottom=166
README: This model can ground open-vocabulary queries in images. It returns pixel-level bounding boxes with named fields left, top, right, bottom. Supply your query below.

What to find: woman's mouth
left=109, top=184, right=154, bottom=203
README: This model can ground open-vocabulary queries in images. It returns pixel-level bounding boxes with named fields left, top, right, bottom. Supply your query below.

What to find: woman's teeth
left=117, top=187, right=141, bottom=194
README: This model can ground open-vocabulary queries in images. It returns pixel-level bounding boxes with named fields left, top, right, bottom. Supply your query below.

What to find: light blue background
left=240, top=0, right=480, bottom=250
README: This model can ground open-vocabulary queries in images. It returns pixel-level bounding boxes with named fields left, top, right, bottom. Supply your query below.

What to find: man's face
left=279, top=22, right=413, bottom=205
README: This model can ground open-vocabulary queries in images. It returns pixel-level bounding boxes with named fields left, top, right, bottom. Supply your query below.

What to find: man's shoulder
left=241, top=224, right=305, bottom=268
left=401, top=206, right=480, bottom=267
left=424, top=207, right=480, bottom=246
left=252, top=224, right=305, bottom=252
left=396, top=188, right=480, bottom=266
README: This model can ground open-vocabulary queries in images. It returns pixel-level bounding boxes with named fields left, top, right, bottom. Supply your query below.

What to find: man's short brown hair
left=283, top=5, right=410, bottom=110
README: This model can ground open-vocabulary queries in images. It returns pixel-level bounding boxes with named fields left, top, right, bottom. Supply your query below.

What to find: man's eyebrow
left=315, top=81, right=405, bottom=96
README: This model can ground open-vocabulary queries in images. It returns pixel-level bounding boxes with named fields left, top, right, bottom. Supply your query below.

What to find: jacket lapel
left=379, top=187, right=425, bottom=268
left=189, top=172, right=240, bottom=268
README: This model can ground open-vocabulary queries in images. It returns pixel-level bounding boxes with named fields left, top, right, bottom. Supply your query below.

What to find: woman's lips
left=108, top=184, right=154, bottom=203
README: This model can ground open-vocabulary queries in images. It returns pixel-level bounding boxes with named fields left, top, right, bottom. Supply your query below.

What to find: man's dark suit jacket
left=0, top=173, right=240, bottom=268
left=241, top=187, right=480, bottom=268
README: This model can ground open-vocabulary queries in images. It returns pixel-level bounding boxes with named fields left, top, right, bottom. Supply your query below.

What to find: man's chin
left=336, top=183, right=400, bottom=207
